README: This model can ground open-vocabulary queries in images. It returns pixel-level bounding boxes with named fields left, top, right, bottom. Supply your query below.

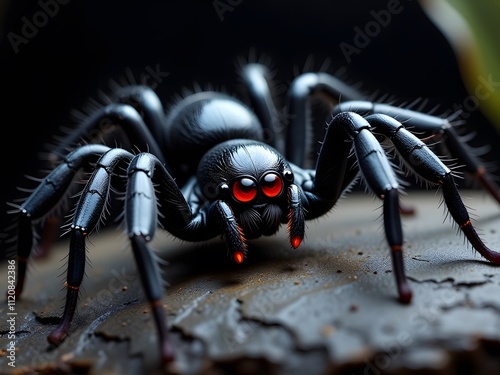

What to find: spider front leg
left=45, top=149, right=184, bottom=365
left=303, top=112, right=413, bottom=303
left=48, top=147, right=135, bottom=345
left=119, top=153, right=197, bottom=365
left=366, top=113, right=500, bottom=263
left=11, top=144, right=111, bottom=298
left=126, top=153, right=282, bottom=363
left=334, top=101, right=500, bottom=206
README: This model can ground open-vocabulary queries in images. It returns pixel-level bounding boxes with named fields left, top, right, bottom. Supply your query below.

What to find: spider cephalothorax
left=8, top=62, right=500, bottom=366
left=192, top=139, right=303, bottom=261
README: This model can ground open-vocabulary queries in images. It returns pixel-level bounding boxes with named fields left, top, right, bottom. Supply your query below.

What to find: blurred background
left=1, top=0, right=499, bottom=259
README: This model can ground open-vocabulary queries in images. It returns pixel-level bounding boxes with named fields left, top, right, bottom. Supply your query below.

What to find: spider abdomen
left=164, top=92, right=264, bottom=180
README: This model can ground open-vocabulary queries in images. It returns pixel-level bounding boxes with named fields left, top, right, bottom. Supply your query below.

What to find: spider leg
left=241, top=65, right=415, bottom=217
left=366, top=114, right=500, bottom=263
left=110, top=152, right=188, bottom=365
left=334, top=101, right=500, bottom=205
left=210, top=200, right=247, bottom=263
left=11, top=144, right=111, bottom=297
left=51, top=102, right=165, bottom=166
left=240, top=64, right=365, bottom=166
left=240, top=64, right=284, bottom=153
left=287, top=184, right=306, bottom=249
left=305, top=112, right=412, bottom=303
left=112, top=85, right=168, bottom=144
left=285, top=71, right=364, bottom=167
left=48, top=148, right=134, bottom=346
left=129, top=235, right=174, bottom=364
left=273, top=70, right=416, bottom=217
left=163, top=178, right=249, bottom=263
left=125, top=154, right=251, bottom=362
left=32, top=215, right=61, bottom=259
left=37, top=97, right=168, bottom=259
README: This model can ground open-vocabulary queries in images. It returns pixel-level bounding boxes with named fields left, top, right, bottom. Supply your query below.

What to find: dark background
left=1, top=0, right=499, bottom=259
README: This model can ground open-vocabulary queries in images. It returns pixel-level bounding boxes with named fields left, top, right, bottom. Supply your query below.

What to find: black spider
left=9, top=62, right=500, bottom=365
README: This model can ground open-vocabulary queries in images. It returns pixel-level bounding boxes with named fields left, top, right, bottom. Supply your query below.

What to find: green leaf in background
left=423, top=0, right=500, bottom=130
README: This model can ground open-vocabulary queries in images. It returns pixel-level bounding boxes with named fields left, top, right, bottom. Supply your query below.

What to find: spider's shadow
left=154, top=236, right=303, bottom=288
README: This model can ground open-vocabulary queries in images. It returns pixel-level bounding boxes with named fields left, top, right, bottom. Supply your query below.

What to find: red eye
left=261, top=173, right=283, bottom=198
left=232, top=177, right=257, bottom=203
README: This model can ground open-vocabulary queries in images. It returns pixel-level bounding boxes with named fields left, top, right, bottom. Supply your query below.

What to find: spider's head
left=197, top=139, right=304, bottom=259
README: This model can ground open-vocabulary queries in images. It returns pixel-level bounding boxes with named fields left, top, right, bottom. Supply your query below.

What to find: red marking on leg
left=460, top=221, right=500, bottom=263
left=474, top=165, right=486, bottom=178
left=460, top=219, right=471, bottom=229
left=398, top=284, right=413, bottom=304
left=291, top=236, right=302, bottom=249
left=48, top=286, right=80, bottom=346
left=391, top=247, right=412, bottom=304
left=233, top=251, right=245, bottom=264
left=399, top=202, right=416, bottom=216
left=150, top=301, right=175, bottom=365
left=473, top=166, right=500, bottom=204
left=48, top=328, right=67, bottom=346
